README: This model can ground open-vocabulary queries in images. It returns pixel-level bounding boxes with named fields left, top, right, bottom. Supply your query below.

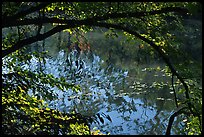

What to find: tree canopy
left=2, top=2, right=202, bottom=135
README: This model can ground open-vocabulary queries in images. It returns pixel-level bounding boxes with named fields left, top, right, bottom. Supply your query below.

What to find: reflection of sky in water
left=91, top=97, right=159, bottom=135
left=2, top=50, right=180, bottom=135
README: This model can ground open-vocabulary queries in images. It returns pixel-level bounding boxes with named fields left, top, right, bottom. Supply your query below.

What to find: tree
left=2, top=2, right=202, bottom=135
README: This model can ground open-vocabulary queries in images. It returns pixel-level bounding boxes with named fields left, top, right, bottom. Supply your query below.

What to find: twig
left=172, top=73, right=178, bottom=108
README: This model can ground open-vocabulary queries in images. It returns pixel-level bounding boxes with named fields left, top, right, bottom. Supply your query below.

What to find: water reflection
left=20, top=45, right=182, bottom=134
left=2, top=35, right=185, bottom=135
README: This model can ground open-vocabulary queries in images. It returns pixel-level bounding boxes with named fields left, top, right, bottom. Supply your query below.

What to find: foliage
left=68, top=123, right=90, bottom=135
left=2, top=50, right=92, bottom=135
left=185, top=116, right=202, bottom=135
left=2, top=81, right=91, bottom=135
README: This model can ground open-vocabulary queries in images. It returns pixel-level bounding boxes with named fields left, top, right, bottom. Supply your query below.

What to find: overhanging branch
left=2, top=2, right=52, bottom=24
left=2, top=25, right=66, bottom=58
left=87, top=7, right=188, bottom=21
left=2, top=19, right=92, bottom=58
left=2, top=7, right=188, bottom=28
left=2, top=18, right=73, bottom=28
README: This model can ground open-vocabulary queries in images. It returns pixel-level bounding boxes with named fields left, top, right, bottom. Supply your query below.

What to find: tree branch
left=2, top=25, right=67, bottom=58
left=172, top=73, right=179, bottom=108
left=2, top=6, right=189, bottom=57
left=165, top=107, right=188, bottom=135
left=2, top=7, right=188, bottom=28
left=86, top=6, right=188, bottom=21
left=2, top=18, right=72, bottom=28
left=2, top=19, right=93, bottom=58
left=2, top=2, right=51, bottom=24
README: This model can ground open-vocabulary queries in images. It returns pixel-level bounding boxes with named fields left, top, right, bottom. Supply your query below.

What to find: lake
left=8, top=28, right=187, bottom=135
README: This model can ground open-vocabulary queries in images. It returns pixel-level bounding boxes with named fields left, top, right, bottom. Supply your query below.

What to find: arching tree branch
left=86, top=6, right=188, bottom=21
left=2, top=7, right=188, bottom=28
left=2, top=2, right=52, bottom=24
left=2, top=6, right=189, bottom=58
left=165, top=107, right=188, bottom=135
left=2, top=25, right=67, bottom=58
left=2, top=18, right=72, bottom=28
left=2, top=19, right=95, bottom=58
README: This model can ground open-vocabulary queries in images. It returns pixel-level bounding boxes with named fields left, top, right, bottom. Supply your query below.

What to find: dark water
left=2, top=30, right=187, bottom=135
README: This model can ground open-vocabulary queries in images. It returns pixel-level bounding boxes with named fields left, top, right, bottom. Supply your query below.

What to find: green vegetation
left=2, top=2, right=202, bottom=135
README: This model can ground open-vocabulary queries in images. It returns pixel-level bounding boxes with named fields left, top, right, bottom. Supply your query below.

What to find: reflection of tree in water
left=55, top=50, right=182, bottom=134
left=22, top=38, right=186, bottom=134
left=40, top=49, right=128, bottom=116
left=108, top=70, right=184, bottom=135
